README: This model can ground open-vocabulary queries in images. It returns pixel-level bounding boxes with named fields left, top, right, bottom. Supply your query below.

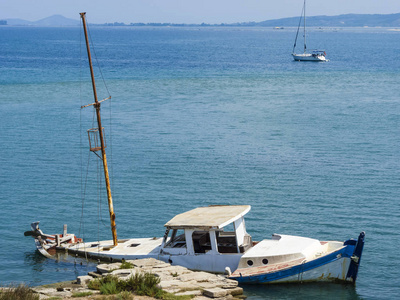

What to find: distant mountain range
left=256, top=13, right=400, bottom=27
left=4, top=15, right=79, bottom=26
left=2, top=13, right=400, bottom=27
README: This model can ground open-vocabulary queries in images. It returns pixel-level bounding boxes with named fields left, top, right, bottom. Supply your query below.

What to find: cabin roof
left=164, top=205, right=251, bottom=229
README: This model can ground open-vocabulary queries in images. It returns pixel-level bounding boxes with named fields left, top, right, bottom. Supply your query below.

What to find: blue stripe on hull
left=346, top=231, right=365, bottom=283
left=234, top=244, right=356, bottom=284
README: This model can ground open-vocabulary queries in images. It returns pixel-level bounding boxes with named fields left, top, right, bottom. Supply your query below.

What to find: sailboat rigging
left=292, top=0, right=327, bottom=62
left=80, top=12, right=118, bottom=247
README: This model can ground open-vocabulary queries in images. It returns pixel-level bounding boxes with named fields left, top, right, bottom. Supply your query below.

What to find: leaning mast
left=80, top=12, right=118, bottom=246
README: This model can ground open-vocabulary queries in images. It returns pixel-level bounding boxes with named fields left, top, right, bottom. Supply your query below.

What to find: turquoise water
left=0, top=26, right=399, bottom=299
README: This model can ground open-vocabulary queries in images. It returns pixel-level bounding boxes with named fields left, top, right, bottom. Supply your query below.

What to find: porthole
left=247, top=260, right=254, bottom=266
left=262, top=258, right=269, bottom=265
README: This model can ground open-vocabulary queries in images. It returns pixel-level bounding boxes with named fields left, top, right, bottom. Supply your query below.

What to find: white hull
left=292, top=53, right=327, bottom=62
left=62, top=238, right=243, bottom=274
left=230, top=233, right=365, bottom=284
left=266, top=257, right=352, bottom=284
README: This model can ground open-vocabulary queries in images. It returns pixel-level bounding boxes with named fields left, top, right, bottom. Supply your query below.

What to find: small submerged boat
left=25, top=12, right=364, bottom=285
left=292, top=0, right=327, bottom=62
left=24, top=222, right=81, bottom=258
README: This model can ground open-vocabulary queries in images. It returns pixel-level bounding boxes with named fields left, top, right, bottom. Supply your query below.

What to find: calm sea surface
left=0, top=25, right=399, bottom=299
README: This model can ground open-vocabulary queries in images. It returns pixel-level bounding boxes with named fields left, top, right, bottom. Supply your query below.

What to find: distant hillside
left=5, top=18, right=32, bottom=25
left=3, top=13, right=400, bottom=27
left=6, top=15, right=79, bottom=26
left=34, top=15, right=79, bottom=26
left=256, top=13, right=400, bottom=27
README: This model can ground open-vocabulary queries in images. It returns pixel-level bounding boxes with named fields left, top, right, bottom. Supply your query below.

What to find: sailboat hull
left=292, top=53, right=327, bottom=62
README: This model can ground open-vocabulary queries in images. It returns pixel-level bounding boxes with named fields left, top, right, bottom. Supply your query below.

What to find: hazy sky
left=2, top=0, right=400, bottom=24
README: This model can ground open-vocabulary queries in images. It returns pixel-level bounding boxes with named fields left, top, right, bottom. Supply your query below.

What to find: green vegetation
left=100, top=280, right=119, bottom=295
left=71, top=291, right=93, bottom=297
left=119, top=261, right=134, bottom=269
left=0, top=284, right=39, bottom=300
left=117, top=291, right=134, bottom=299
left=88, top=273, right=193, bottom=300
left=88, top=273, right=160, bottom=296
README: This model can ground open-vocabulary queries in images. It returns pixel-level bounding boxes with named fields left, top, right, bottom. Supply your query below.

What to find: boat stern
left=229, top=232, right=365, bottom=285
left=344, top=231, right=365, bottom=283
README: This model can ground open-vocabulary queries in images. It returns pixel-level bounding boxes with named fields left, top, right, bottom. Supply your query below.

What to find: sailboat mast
left=80, top=12, right=118, bottom=247
left=303, top=0, right=307, bottom=53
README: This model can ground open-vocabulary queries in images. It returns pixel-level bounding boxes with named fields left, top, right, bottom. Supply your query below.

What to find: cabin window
left=222, top=223, right=235, bottom=234
left=164, top=229, right=186, bottom=248
left=216, top=229, right=238, bottom=254
left=192, top=231, right=212, bottom=254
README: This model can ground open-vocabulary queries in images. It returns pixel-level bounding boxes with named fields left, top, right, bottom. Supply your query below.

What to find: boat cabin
left=311, top=50, right=326, bottom=57
left=160, top=205, right=252, bottom=256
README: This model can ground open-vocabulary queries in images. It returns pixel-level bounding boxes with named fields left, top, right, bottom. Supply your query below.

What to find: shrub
left=87, top=272, right=193, bottom=300
left=0, top=284, right=39, bottom=300
left=88, top=275, right=120, bottom=294
left=87, top=278, right=101, bottom=290
left=120, top=261, right=134, bottom=269
left=100, top=281, right=119, bottom=295
left=117, top=291, right=133, bottom=300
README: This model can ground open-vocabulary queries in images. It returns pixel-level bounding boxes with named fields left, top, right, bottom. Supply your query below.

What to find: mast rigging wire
left=79, top=14, right=114, bottom=251
left=293, top=2, right=305, bottom=53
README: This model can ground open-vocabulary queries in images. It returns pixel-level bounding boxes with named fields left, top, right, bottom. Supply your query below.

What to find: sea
left=0, top=24, right=399, bottom=300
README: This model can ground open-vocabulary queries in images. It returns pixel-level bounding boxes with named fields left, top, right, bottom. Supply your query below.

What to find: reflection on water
left=23, top=250, right=98, bottom=286
left=243, top=282, right=362, bottom=300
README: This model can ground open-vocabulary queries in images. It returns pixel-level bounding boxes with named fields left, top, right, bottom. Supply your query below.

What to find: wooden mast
left=80, top=12, right=118, bottom=246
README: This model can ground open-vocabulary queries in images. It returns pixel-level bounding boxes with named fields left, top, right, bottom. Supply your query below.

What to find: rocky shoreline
left=31, top=258, right=245, bottom=299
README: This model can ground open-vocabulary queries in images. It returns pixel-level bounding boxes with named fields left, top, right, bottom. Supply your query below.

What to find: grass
left=100, top=281, right=119, bottom=295
left=88, top=273, right=194, bottom=300
left=0, top=284, right=39, bottom=300
left=119, top=261, right=134, bottom=269
left=71, top=291, right=93, bottom=297
left=116, top=291, right=134, bottom=299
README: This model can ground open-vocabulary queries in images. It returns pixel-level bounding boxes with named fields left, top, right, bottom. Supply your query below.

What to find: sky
left=1, top=0, right=400, bottom=24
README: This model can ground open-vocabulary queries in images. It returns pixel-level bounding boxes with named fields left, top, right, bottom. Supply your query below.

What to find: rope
left=86, top=16, right=114, bottom=205
left=86, top=16, right=114, bottom=238
left=78, top=16, right=90, bottom=263
left=97, top=152, right=100, bottom=243
left=78, top=14, right=114, bottom=259
left=77, top=150, right=91, bottom=259
left=109, top=96, right=114, bottom=194
left=86, top=18, right=111, bottom=98
left=293, top=3, right=305, bottom=53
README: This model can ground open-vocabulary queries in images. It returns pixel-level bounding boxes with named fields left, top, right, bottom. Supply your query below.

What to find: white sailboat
left=292, top=0, right=327, bottom=62
left=25, top=13, right=365, bottom=285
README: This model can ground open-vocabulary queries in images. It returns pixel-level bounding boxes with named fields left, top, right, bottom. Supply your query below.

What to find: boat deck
left=245, top=235, right=321, bottom=256
left=63, top=237, right=163, bottom=257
